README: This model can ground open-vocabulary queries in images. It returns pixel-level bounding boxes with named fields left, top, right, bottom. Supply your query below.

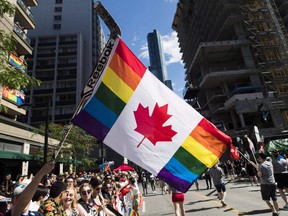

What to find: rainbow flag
left=127, top=208, right=135, bottom=216
left=72, top=38, right=231, bottom=192
left=9, top=53, right=26, bottom=72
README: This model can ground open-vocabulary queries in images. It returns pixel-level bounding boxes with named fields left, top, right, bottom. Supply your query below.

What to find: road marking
left=191, top=191, right=247, bottom=215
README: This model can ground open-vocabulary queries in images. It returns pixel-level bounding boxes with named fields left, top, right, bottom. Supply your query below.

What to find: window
left=55, top=7, right=62, bottom=12
left=54, top=24, right=61, bottom=29
left=54, top=15, right=61, bottom=21
left=55, top=0, right=63, bottom=4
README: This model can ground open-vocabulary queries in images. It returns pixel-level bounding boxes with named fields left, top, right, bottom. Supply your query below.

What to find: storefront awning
left=0, top=150, right=36, bottom=161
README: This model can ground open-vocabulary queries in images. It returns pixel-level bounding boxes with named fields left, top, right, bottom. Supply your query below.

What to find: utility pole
left=44, top=100, right=49, bottom=164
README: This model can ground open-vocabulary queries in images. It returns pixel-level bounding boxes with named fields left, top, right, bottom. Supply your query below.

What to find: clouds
left=138, top=31, right=183, bottom=65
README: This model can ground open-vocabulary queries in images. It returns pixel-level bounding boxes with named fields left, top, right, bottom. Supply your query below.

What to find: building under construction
left=172, top=0, right=288, bottom=144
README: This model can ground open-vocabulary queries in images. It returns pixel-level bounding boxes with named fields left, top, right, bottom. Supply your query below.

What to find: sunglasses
left=81, top=190, right=91, bottom=195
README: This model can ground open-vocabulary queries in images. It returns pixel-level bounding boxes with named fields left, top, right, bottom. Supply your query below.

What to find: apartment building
left=172, top=0, right=288, bottom=145
left=25, top=0, right=106, bottom=126
left=0, top=0, right=57, bottom=179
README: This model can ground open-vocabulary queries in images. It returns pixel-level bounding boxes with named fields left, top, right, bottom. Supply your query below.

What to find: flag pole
left=237, top=149, right=258, bottom=169
left=54, top=1, right=121, bottom=160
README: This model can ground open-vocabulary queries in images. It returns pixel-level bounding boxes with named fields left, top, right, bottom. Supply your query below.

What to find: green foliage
left=39, top=123, right=98, bottom=171
left=0, top=0, right=15, bottom=17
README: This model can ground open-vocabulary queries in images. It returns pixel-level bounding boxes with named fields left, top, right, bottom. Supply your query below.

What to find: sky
left=97, top=0, right=186, bottom=98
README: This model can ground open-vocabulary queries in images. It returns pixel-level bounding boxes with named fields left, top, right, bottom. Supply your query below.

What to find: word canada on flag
left=72, top=37, right=232, bottom=192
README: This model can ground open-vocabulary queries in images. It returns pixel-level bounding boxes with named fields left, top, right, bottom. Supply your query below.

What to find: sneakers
left=221, top=200, right=227, bottom=206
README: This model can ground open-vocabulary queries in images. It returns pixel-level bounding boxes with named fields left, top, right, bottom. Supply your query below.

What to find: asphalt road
left=139, top=178, right=288, bottom=216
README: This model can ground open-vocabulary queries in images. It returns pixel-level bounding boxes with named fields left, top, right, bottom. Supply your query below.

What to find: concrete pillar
left=239, top=113, right=246, bottom=128
left=22, top=142, right=30, bottom=175
left=59, top=163, right=63, bottom=175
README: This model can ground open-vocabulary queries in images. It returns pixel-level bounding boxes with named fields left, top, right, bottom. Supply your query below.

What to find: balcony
left=15, top=0, right=35, bottom=29
left=22, top=0, right=38, bottom=6
left=224, top=92, right=264, bottom=109
left=13, top=24, right=32, bottom=55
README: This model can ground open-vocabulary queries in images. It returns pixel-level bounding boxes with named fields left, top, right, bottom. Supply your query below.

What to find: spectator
left=28, top=185, right=49, bottom=211
left=1, top=175, right=13, bottom=197
left=257, top=152, right=279, bottom=216
left=78, top=183, right=98, bottom=216
left=5, top=161, right=54, bottom=216
left=62, top=186, right=86, bottom=216
left=204, top=169, right=212, bottom=189
left=65, top=177, right=74, bottom=189
left=38, top=180, right=68, bottom=216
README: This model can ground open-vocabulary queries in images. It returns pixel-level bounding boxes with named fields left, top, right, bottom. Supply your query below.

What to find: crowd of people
left=0, top=150, right=287, bottom=216
left=0, top=162, right=144, bottom=216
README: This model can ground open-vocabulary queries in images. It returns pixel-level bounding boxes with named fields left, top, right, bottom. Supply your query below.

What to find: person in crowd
left=159, top=180, right=167, bottom=195
left=226, top=160, right=236, bottom=180
left=257, top=152, right=280, bottom=216
left=78, top=183, right=98, bottom=216
left=140, top=173, right=148, bottom=195
left=90, top=177, right=115, bottom=216
left=129, top=177, right=140, bottom=216
left=101, top=183, right=114, bottom=208
left=168, top=185, right=185, bottom=216
left=271, top=150, right=288, bottom=209
left=210, top=161, right=227, bottom=206
left=62, top=186, right=86, bottom=216
left=5, top=161, right=55, bottom=216
left=204, top=169, right=212, bottom=189
left=1, top=174, right=13, bottom=197
left=149, top=174, right=156, bottom=194
left=194, top=180, right=199, bottom=190
left=28, top=185, right=49, bottom=211
left=38, top=180, right=68, bottom=216
left=65, top=177, right=74, bottom=189
left=245, top=161, right=259, bottom=186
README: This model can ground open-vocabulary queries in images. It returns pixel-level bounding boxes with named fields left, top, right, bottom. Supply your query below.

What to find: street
left=140, top=178, right=288, bottom=216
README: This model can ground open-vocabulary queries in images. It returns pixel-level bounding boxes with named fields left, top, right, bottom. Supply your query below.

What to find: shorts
left=214, top=183, right=226, bottom=193
left=274, top=173, right=288, bottom=189
left=261, top=184, right=277, bottom=201
left=172, top=193, right=184, bottom=202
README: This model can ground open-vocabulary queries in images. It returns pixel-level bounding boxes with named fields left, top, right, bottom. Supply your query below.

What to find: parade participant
left=168, top=185, right=185, bottom=216
left=129, top=177, right=140, bottom=216
left=245, top=161, right=259, bottom=186
left=210, top=161, right=227, bottom=206
left=271, top=150, right=288, bottom=209
left=204, top=169, right=212, bottom=189
left=62, top=187, right=86, bottom=216
left=5, top=161, right=54, bottom=216
left=257, top=152, right=280, bottom=216
left=38, top=180, right=68, bottom=216
left=149, top=174, right=156, bottom=194
left=28, top=185, right=49, bottom=211
left=90, top=177, right=115, bottom=216
left=78, top=183, right=98, bottom=216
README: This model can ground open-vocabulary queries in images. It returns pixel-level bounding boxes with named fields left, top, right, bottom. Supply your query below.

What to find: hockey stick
left=53, top=1, right=121, bottom=160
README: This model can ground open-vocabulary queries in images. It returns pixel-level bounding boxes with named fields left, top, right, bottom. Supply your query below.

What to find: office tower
left=147, top=29, right=173, bottom=90
left=172, top=0, right=288, bottom=141
left=25, top=0, right=106, bottom=126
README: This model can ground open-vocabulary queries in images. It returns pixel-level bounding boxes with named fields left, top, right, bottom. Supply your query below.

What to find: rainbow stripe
left=158, top=118, right=229, bottom=191
left=72, top=39, right=146, bottom=140
left=128, top=208, right=135, bottom=216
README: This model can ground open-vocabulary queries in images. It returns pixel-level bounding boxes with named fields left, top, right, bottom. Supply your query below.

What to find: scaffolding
left=239, top=0, right=288, bottom=110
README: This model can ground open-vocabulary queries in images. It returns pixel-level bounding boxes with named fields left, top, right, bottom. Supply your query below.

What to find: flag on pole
left=246, top=136, right=256, bottom=154
left=71, top=38, right=231, bottom=192
left=230, top=143, right=240, bottom=160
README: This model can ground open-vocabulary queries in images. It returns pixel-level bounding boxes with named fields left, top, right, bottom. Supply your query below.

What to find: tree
left=38, top=123, right=98, bottom=171
left=0, top=0, right=40, bottom=94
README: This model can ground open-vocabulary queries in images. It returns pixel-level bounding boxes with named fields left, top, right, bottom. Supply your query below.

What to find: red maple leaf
left=133, top=103, right=177, bottom=148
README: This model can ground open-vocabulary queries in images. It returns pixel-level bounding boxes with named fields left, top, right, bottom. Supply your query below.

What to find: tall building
left=25, top=0, right=106, bottom=126
left=0, top=0, right=59, bottom=179
left=172, top=0, right=288, bottom=143
left=147, top=29, right=173, bottom=90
